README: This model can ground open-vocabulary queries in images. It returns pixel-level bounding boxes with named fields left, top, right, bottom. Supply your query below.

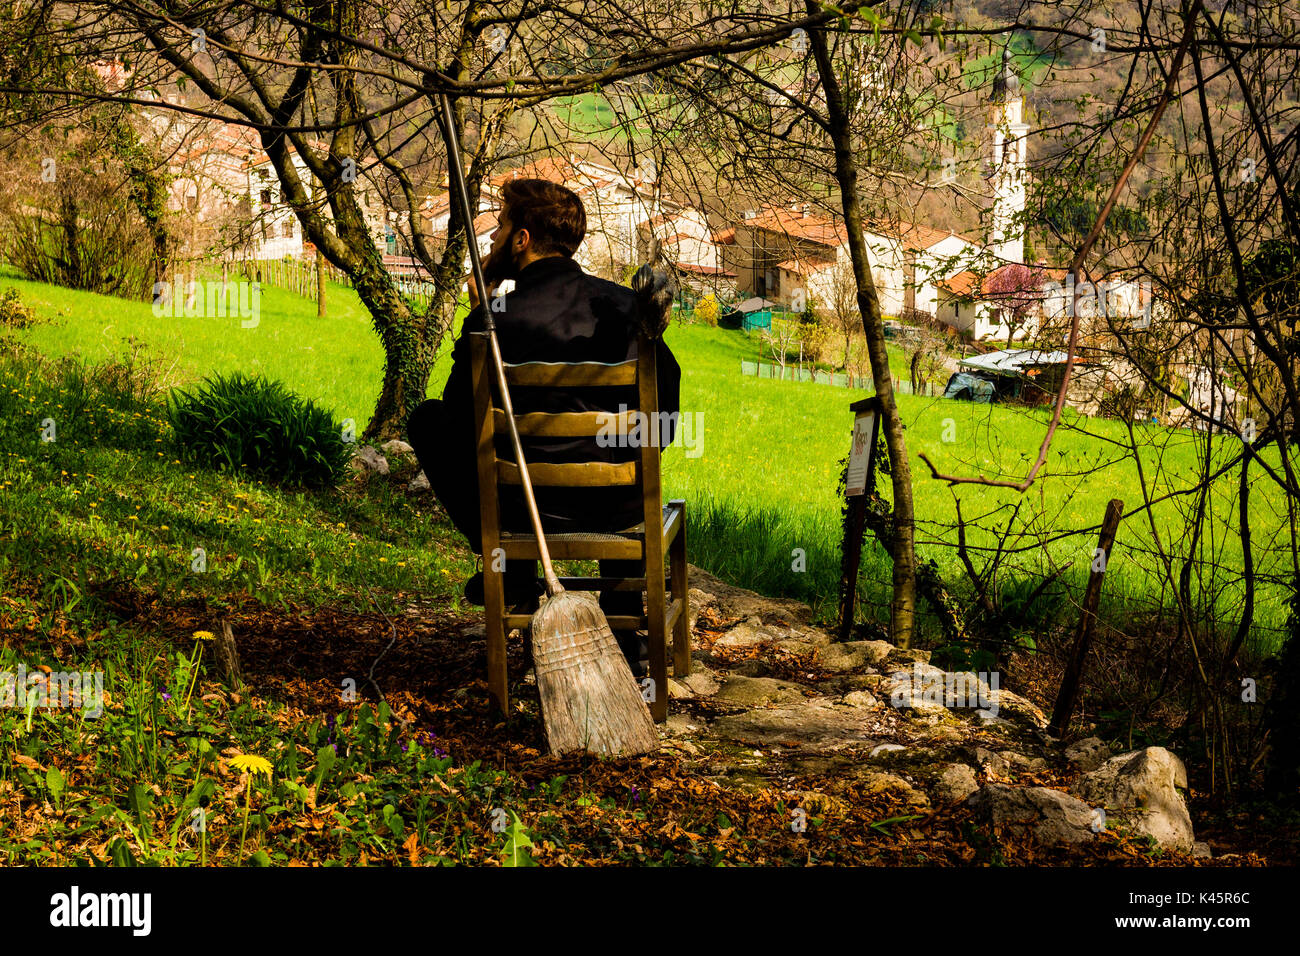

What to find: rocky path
left=657, top=566, right=1208, bottom=856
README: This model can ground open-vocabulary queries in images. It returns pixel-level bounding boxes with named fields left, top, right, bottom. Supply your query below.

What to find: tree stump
left=216, top=618, right=243, bottom=690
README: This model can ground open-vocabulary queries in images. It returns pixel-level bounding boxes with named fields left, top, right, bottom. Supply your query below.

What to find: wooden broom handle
left=439, top=93, right=562, bottom=596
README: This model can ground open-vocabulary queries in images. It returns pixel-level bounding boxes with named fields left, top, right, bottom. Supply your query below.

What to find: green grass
left=0, top=267, right=1292, bottom=866
left=2, top=267, right=1292, bottom=649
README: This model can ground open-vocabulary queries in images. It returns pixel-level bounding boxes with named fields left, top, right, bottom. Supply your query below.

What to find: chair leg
left=644, top=552, right=669, bottom=723
left=670, top=507, right=691, bottom=677
left=484, top=559, right=508, bottom=717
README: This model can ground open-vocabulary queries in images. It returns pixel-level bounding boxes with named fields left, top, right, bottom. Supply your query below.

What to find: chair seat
left=500, top=503, right=679, bottom=544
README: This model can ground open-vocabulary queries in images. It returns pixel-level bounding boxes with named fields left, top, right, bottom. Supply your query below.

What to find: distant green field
left=3, top=268, right=1291, bottom=645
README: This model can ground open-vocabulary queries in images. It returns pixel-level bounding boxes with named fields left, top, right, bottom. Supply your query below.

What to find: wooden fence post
left=1048, top=498, right=1124, bottom=738
left=837, top=396, right=882, bottom=642
left=216, top=617, right=244, bottom=691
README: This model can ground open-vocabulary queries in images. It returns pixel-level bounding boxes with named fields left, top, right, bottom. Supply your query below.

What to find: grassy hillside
left=1, top=268, right=1290, bottom=647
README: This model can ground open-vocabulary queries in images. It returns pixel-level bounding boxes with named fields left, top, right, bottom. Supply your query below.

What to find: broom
left=437, top=93, right=658, bottom=756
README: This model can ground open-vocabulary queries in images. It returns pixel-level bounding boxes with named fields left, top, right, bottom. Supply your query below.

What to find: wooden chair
left=468, top=331, right=690, bottom=722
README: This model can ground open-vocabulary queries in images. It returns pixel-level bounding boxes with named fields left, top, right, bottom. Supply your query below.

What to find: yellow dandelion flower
left=192, top=630, right=215, bottom=641
left=230, top=753, right=273, bottom=777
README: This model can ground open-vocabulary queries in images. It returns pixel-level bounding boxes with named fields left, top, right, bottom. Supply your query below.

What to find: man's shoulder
left=579, top=270, right=637, bottom=305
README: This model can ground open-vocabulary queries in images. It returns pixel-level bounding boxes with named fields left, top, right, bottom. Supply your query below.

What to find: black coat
left=441, top=255, right=682, bottom=535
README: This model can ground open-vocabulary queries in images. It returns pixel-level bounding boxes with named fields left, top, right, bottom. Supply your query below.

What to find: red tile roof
left=870, top=220, right=980, bottom=250
left=676, top=263, right=736, bottom=277
left=745, top=204, right=848, bottom=247
left=937, top=270, right=980, bottom=297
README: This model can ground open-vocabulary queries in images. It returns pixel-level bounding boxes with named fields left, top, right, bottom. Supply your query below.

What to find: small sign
left=845, top=410, right=875, bottom=497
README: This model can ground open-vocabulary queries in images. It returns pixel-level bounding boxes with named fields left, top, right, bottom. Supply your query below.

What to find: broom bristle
left=531, top=591, right=659, bottom=756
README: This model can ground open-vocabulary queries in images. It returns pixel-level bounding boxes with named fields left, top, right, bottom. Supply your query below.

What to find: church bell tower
left=989, top=47, right=1029, bottom=265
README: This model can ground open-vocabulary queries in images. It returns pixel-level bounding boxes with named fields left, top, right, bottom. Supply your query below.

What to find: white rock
left=870, top=743, right=906, bottom=758
left=934, top=763, right=980, bottom=803
left=842, top=690, right=879, bottom=708
left=408, top=470, right=430, bottom=492
left=965, top=784, right=1098, bottom=845
left=381, top=438, right=415, bottom=457
left=1072, top=747, right=1195, bottom=851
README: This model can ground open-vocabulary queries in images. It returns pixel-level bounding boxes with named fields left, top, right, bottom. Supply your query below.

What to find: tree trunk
left=808, top=9, right=917, bottom=647
left=316, top=252, right=327, bottom=318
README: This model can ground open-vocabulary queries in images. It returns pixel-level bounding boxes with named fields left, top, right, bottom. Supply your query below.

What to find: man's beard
left=483, top=230, right=522, bottom=284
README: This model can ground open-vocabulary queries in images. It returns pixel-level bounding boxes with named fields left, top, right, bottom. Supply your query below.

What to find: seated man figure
left=408, top=177, right=682, bottom=677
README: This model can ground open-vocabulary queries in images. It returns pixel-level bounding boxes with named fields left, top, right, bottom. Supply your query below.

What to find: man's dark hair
left=499, top=178, right=586, bottom=257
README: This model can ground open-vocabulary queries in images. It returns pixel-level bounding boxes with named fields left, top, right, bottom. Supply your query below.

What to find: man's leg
left=408, top=398, right=482, bottom=551
left=599, top=559, right=647, bottom=676
left=408, top=399, right=538, bottom=606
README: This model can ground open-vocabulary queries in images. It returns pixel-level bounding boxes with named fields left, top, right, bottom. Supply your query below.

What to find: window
left=281, top=220, right=294, bottom=238
left=260, top=188, right=272, bottom=206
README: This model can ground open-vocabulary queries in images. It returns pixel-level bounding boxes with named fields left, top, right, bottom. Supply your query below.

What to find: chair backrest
left=468, top=331, right=665, bottom=534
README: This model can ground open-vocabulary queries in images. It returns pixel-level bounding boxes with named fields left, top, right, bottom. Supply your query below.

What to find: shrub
left=0, top=287, right=37, bottom=329
left=694, top=294, right=720, bottom=327
left=798, top=321, right=833, bottom=364
left=167, top=373, right=352, bottom=488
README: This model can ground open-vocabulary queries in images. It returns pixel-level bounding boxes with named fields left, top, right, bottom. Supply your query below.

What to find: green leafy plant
left=167, top=372, right=352, bottom=488
left=500, top=812, right=535, bottom=867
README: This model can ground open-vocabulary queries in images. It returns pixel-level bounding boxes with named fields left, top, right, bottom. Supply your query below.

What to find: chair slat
left=496, top=459, right=637, bottom=487
left=504, top=361, right=636, bottom=387
left=493, top=409, right=636, bottom=437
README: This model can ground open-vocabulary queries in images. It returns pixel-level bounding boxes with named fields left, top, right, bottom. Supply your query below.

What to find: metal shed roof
left=958, top=349, right=1071, bottom=374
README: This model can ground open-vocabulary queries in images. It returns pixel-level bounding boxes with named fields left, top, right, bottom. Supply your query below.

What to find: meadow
left=0, top=265, right=1290, bottom=866
left=2, top=266, right=1290, bottom=649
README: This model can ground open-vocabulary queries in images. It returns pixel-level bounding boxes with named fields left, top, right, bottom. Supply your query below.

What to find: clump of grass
left=167, top=372, right=353, bottom=489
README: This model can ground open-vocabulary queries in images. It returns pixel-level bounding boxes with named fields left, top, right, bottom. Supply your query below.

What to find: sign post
left=837, top=396, right=882, bottom=642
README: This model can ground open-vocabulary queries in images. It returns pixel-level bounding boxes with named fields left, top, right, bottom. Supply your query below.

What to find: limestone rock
left=714, top=621, right=781, bottom=649
left=776, top=639, right=818, bottom=656
left=680, top=669, right=719, bottom=697
left=965, top=784, right=1098, bottom=845
left=351, top=444, right=389, bottom=475
left=786, top=626, right=833, bottom=648
left=934, top=763, right=980, bottom=803
left=381, top=439, right=415, bottom=458
left=663, top=713, right=701, bottom=736
left=1072, top=747, right=1194, bottom=850
left=714, top=675, right=809, bottom=708
left=870, top=743, right=906, bottom=758
left=408, top=470, right=430, bottom=492
left=711, top=702, right=878, bottom=749
left=1065, top=736, right=1112, bottom=772
left=817, top=641, right=889, bottom=674
left=841, top=690, right=879, bottom=709
left=985, top=688, right=1049, bottom=729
